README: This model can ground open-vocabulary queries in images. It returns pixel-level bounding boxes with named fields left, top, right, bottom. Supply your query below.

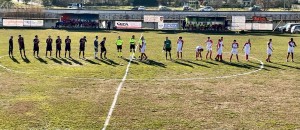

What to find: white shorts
left=244, top=49, right=250, bottom=55
left=141, top=47, right=146, bottom=53
left=177, top=45, right=182, bottom=52
left=231, top=49, right=238, bottom=55
left=207, top=47, right=212, bottom=51
left=288, top=47, right=295, bottom=53
left=217, top=49, right=223, bottom=55
left=267, top=49, right=272, bottom=55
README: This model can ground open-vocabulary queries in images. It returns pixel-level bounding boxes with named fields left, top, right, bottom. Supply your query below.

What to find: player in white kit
left=205, top=37, right=213, bottom=60
left=177, top=37, right=184, bottom=59
left=215, top=37, right=224, bottom=61
left=140, top=36, right=148, bottom=61
left=243, top=39, right=251, bottom=61
left=195, top=45, right=204, bottom=60
left=287, top=38, right=297, bottom=62
left=230, top=40, right=239, bottom=62
left=266, top=39, right=274, bottom=63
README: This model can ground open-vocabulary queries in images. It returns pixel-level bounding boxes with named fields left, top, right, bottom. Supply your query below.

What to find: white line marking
left=102, top=33, right=142, bottom=130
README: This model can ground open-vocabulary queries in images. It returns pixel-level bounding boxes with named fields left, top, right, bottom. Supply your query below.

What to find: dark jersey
left=100, top=41, right=106, bottom=48
left=9, top=39, right=13, bottom=49
left=18, top=37, right=24, bottom=47
left=94, top=39, right=99, bottom=48
left=79, top=38, right=86, bottom=48
left=56, top=39, right=62, bottom=48
left=46, top=38, right=52, bottom=46
left=65, top=39, right=71, bottom=47
left=33, top=38, right=39, bottom=48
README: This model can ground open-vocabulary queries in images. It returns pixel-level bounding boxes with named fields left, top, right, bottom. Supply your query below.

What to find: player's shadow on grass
left=48, top=57, right=62, bottom=64
left=22, top=57, right=30, bottom=63
left=59, top=58, right=72, bottom=65
left=35, top=57, right=48, bottom=64
left=97, top=59, right=119, bottom=66
left=10, top=57, right=20, bottom=64
left=173, top=60, right=193, bottom=68
left=273, top=62, right=300, bottom=70
left=141, top=59, right=166, bottom=68
left=85, top=59, right=100, bottom=65
left=70, top=58, right=83, bottom=65
left=221, top=61, right=259, bottom=69
left=263, top=63, right=284, bottom=71
left=181, top=60, right=210, bottom=68
left=203, top=60, right=219, bottom=65
left=122, top=57, right=139, bottom=65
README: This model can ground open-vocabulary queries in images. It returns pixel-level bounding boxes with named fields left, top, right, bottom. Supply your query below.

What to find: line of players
left=7, top=35, right=297, bottom=62
left=164, top=37, right=297, bottom=62
left=7, top=35, right=148, bottom=60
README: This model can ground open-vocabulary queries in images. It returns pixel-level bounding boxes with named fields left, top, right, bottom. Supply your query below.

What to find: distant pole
left=284, top=0, right=286, bottom=10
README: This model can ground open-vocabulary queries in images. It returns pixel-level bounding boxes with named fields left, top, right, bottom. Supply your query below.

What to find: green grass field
left=0, top=29, right=299, bottom=129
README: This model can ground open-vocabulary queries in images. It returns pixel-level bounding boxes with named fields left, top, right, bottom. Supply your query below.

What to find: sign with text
left=144, top=15, right=164, bottom=23
left=158, top=23, right=179, bottom=29
left=3, top=19, right=24, bottom=27
left=115, top=21, right=142, bottom=29
left=23, top=20, right=44, bottom=27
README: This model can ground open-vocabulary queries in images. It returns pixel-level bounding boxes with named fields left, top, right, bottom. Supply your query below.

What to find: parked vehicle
left=138, top=6, right=145, bottom=11
left=278, top=23, right=300, bottom=33
left=183, top=6, right=193, bottom=11
left=67, top=3, right=84, bottom=9
left=291, top=25, right=300, bottom=34
left=131, top=7, right=139, bottom=10
left=159, top=6, right=172, bottom=11
left=199, top=6, right=214, bottom=11
left=249, top=5, right=262, bottom=12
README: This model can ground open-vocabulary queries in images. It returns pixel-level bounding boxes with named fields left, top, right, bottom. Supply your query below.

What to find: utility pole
left=284, top=0, right=286, bottom=10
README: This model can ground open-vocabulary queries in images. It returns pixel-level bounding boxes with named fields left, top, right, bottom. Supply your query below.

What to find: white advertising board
left=23, top=20, right=44, bottom=27
left=3, top=19, right=24, bottom=27
left=144, top=15, right=164, bottom=23
left=115, top=21, right=142, bottom=29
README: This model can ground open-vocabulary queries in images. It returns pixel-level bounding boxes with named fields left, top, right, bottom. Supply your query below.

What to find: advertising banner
left=3, top=19, right=24, bottom=27
left=232, top=16, right=246, bottom=23
left=23, top=20, right=44, bottom=27
left=144, top=15, right=164, bottom=23
left=158, top=23, right=179, bottom=29
left=115, top=21, right=142, bottom=29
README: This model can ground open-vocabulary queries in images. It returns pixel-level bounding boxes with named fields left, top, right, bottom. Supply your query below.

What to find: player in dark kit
left=100, top=37, right=107, bottom=59
left=46, top=35, right=53, bottom=57
left=33, top=35, right=40, bottom=57
left=18, top=35, right=26, bottom=58
left=9, top=36, right=14, bottom=57
left=79, top=36, right=87, bottom=59
left=65, top=36, right=72, bottom=58
left=56, top=36, right=62, bottom=58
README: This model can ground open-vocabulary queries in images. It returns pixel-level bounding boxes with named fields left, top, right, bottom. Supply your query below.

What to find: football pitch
left=0, top=29, right=299, bottom=129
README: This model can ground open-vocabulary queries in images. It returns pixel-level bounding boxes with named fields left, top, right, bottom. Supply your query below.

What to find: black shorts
left=33, top=46, right=39, bottom=51
left=65, top=46, right=71, bottom=51
left=80, top=47, right=85, bottom=51
left=9, top=47, right=13, bottom=51
left=19, top=46, right=25, bottom=51
left=130, top=44, right=135, bottom=50
left=56, top=46, right=61, bottom=51
left=46, top=46, right=52, bottom=51
left=101, top=47, right=106, bottom=52
left=165, top=48, right=171, bottom=52
left=117, top=45, right=122, bottom=50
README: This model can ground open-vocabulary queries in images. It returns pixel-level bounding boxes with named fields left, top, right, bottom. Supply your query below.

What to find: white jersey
left=177, top=40, right=183, bottom=52
left=217, top=41, right=223, bottom=55
left=288, top=41, right=295, bottom=53
left=196, top=46, right=203, bottom=52
left=244, top=43, right=251, bottom=55
left=141, top=40, right=146, bottom=53
left=267, top=42, right=272, bottom=55
left=206, top=40, right=213, bottom=51
left=231, top=43, right=238, bottom=54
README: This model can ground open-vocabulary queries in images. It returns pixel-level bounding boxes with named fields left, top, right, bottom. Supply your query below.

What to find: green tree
left=133, top=0, right=158, bottom=6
